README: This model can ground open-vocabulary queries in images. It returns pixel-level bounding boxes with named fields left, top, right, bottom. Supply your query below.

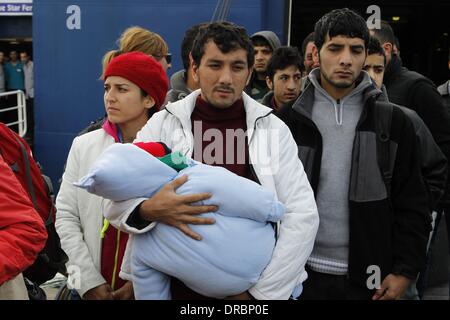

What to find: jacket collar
left=292, top=69, right=381, bottom=119
left=164, top=89, right=273, bottom=134
left=102, top=119, right=121, bottom=142
left=438, top=80, right=450, bottom=96
left=261, top=90, right=274, bottom=107
left=169, top=69, right=191, bottom=93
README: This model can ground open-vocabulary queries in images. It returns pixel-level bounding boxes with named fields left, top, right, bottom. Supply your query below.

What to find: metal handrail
left=0, top=90, right=27, bottom=137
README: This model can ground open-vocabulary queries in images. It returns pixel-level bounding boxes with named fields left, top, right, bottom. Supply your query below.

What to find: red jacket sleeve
left=0, top=157, right=47, bottom=285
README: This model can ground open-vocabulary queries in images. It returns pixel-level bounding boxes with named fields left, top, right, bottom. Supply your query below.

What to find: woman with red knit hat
left=55, top=51, right=168, bottom=300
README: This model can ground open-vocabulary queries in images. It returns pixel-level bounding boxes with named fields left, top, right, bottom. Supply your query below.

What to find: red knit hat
left=104, top=51, right=169, bottom=110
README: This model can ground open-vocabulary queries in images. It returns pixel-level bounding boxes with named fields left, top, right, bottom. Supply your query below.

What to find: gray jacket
left=164, top=69, right=192, bottom=106
left=438, top=80, right=450, bottom=110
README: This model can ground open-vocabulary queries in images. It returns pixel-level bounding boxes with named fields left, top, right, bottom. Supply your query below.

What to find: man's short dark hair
left=266, top=46, right=303, bottom=81
left=367, top=36, right=386, bottom=65
left=191, top=22, right=254, bottom=68
left=181, top=23, right=207, bottom=70
left=314, top=8, right=369, bottom=53
left=301, top=32, right=315, bottom=57
left=370, top=20, right=396, bottom=47
left=251, top=36, right=271, bottom=49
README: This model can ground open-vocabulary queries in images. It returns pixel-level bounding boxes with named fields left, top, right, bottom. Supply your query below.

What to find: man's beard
left=321, top=70, right=355, bottom=89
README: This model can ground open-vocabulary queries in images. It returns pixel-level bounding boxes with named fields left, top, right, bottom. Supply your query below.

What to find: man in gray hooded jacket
left=278, top=8, right=431, bottom=300
left=245, top=30, right=281, bottom=101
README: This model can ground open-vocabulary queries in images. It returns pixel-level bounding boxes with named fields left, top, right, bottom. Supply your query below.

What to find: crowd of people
left=0, top=50, right=34, bottom=149
left=1, top=7, right=450, bottom=301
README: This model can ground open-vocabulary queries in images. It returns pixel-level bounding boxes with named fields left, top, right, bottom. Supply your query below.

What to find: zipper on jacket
left=292, top=112, right=323, bottom=193
left=345, top=95, right=375, bottom=284
left=335, top=99, right=343, bottom=125
left=165, top=107, right=195, bottom=157
left=249, top=112, right=278, bottom=239
left=248, top=111, right=273, bottom=145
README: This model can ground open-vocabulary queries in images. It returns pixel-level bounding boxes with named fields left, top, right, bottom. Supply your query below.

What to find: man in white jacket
left=104, top=21, right=319, bottom=300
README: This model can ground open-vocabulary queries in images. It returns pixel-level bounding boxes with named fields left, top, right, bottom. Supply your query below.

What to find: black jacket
left=384, top=56, right=450, bottom=204
left=278, top=79, right=432, bottom=287
left=438, top=80, right=450, bottom=110
left=380, top=86, right=448, bottom=210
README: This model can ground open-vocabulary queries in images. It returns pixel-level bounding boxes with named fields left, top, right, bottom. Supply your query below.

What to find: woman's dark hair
left=140, top=88, right=157, bottom=118
left=191, top=22, right=254, bottom=68
left=314, top=8, right=369, bottom=52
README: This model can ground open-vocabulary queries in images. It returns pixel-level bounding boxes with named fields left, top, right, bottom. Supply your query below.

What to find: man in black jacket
left=364, top=36, right=448, bottom=211
left=279, top=8, right=431, bottom=300
left=364, top=35, right=448, bottom=299
left=437, top=52, right=450, bottom=295
left=370, top=21, right=450, bottom=207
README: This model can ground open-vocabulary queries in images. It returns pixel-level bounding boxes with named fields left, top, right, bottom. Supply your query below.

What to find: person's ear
left=312, top=45, right=319, bottom=65
left=192, top=64, right=199, bottom=83
left=191, top=52, right=200, bottom=83
left=188, top=53, right=199, bottom=84
left=266, top=76, right=273, bottom=90
left=144, top=96, right=156, bottom=109
left=382, top=42, right=393, bottom=58
left=188, top=52, right=194, bottom=68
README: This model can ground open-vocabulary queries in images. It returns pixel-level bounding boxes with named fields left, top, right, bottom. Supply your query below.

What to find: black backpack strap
left=42, top=174, right=56, bottom=225
left=13, top=135, right=38, bottom=207
left=12, top=135, right=55, bottom=226
left=374, top=100, right=394, bottom=198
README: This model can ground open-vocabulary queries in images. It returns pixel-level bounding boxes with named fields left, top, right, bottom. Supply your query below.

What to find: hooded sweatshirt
left=165, top=70, right=192, bottom=105
left=306, top=69, right=373, bottom=275
left=246, top=31, right=282, bottom=101
left=250, top=31, right=281, bottom=52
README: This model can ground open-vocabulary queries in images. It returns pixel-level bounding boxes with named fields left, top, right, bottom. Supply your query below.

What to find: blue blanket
left=75, top=143, right=285, bottom=299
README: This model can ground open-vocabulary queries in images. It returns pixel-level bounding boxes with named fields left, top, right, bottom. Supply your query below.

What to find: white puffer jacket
left=104, top=90, right=319, bottom=300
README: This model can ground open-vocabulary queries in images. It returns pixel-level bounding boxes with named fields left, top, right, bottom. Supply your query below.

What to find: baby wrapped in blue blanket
left=75, top=142, right=288, bottom=299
